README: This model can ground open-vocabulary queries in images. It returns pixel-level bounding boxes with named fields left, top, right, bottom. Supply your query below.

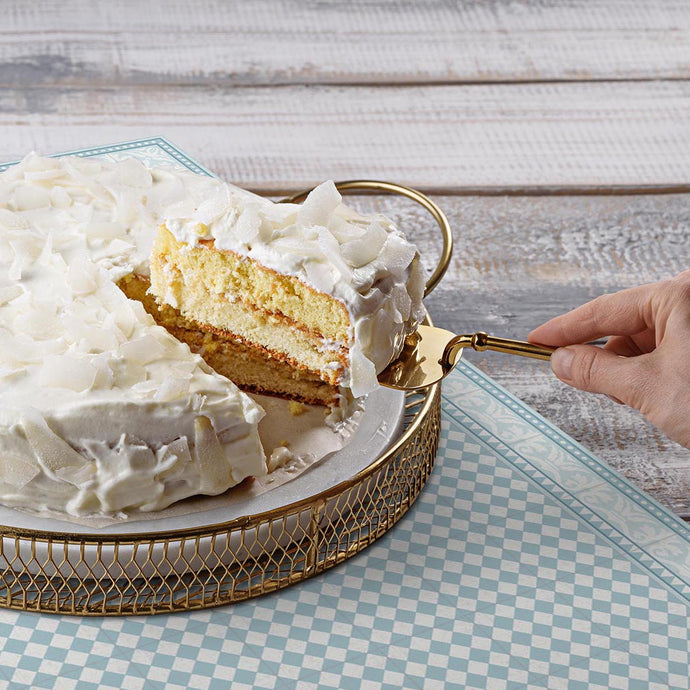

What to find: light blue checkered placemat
left=1, top=139, right=689, bottom=688
left=0, top=362, right=689, bottom=689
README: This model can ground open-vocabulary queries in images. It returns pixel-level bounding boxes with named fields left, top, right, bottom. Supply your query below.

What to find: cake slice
left=148, top=180, right=426, bottom=406
left=120, top=272, right=338, bottom=406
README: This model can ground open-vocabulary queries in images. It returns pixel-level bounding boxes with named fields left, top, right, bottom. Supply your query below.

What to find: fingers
left=603, top=329, right=659, bottom=356
left=550, top=344, right=656, bottom=410
left=528, top=284, right=655, bottom=347
left=602, top=335, right=641, bottom=357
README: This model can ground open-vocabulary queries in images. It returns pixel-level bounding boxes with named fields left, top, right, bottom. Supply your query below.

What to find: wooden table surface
left=2, top=1, right=689, bottom=514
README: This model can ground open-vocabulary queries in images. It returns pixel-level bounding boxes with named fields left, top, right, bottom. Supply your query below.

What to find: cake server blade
left=377, top=325, right=555, bottom=391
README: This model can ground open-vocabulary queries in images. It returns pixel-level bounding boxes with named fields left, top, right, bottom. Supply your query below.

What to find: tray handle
left=280, top=180, right=453, bottom=297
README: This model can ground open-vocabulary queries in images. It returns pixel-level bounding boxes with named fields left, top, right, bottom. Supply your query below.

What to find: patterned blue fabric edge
left=0, top=136, right=215, bottom=177
left=446, top=361, right=690, bottom=602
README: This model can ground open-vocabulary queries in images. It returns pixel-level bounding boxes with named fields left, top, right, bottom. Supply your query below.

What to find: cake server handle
left=442, top=331, right=555, bottom=369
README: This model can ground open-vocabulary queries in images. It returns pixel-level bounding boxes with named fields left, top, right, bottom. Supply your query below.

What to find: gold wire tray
left=0, top=181, right=452, bottom=615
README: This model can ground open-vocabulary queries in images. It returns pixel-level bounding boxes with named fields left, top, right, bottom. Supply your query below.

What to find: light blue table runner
left=0, top=362, right=688, bottom=689
left=0, top=139, right=688, bottom=688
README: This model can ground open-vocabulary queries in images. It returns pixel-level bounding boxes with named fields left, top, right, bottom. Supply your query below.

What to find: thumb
left=550, top=344, right=654, bottom=409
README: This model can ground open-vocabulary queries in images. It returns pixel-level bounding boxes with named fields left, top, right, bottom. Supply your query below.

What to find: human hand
left=528, top=271, right=690, bottom=449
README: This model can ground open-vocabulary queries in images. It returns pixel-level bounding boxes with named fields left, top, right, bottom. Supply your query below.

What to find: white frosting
left=0, top=154, right=266, bottom=516
left=162, top=178, right=426, bottom=398
left=0, top=152, right=424, bottom=517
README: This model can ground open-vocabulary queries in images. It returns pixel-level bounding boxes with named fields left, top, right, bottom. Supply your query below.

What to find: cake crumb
left=288, top=401, right=306, bottom=416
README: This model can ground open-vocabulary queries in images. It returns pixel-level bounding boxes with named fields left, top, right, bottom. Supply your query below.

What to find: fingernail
left=551, top=348, right=574, bottom=380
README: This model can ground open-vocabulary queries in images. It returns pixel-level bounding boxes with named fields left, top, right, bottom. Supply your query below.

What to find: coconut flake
left=0, top=364, right=25, bottom=380
left=155, top=437, right=193, bottom=479
left=13, top=185, right=51, bottom=210
left=317, top=228, right=352, bottom=280
left=50, top=186, right=73, bottom=209
left=231, top=206, right=261, bottom=245
left=193, top=416, right=233, bottom=493
left=13, top=308, right=62, bottom=341
left=0, top=452, right=40, bottom=488
left=24, top=167, right=65, bottom=182
left=348, top=346, right=378, bottom=398
left=66, top=257, right=99, bottom=296
left=8, top=238, right=41, bottom=280
left=194, top=187, right=232, bottom=225
left=21, top=409, right=84, bottom=477
left=377, top=234, right=416, bottom=276
left=340, top=222, right=388, bottom=268
left=298, top=180, right=341, bottom=228
left=101, top=156, right=153, bottom=190
left=90, top=355, right=114, bottom=389
left=120, top=334, right=167, bottom=365
left=0, top=284, right=23, bottom=305
left=154, top=375, right=191, bottom=402
left=40, top=354, right=98, bottom=392
left=0, top=208, right=30, bottom=232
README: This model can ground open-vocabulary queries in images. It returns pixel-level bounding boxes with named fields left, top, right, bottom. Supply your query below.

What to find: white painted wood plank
left=349, top=193, right=690, bottom=515
left=0, top=0, right=689, bottom=84
left=1, top=82, right=689, bottom=191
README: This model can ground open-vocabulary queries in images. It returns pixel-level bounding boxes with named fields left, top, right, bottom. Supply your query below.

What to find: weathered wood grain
left=346, top=193, right=690, bottom=335
left=1, top=0, right=689, bottom=84
left=346, top=193, right=690, bottom=515
left=1, top=81, right=690, bottom=191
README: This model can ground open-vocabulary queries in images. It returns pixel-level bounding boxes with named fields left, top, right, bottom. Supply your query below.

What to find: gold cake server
left=378, top=326, right=555, bottom=391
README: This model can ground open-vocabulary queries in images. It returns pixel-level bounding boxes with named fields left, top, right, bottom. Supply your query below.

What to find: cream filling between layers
left=150, top=253, right=347, bottom=385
